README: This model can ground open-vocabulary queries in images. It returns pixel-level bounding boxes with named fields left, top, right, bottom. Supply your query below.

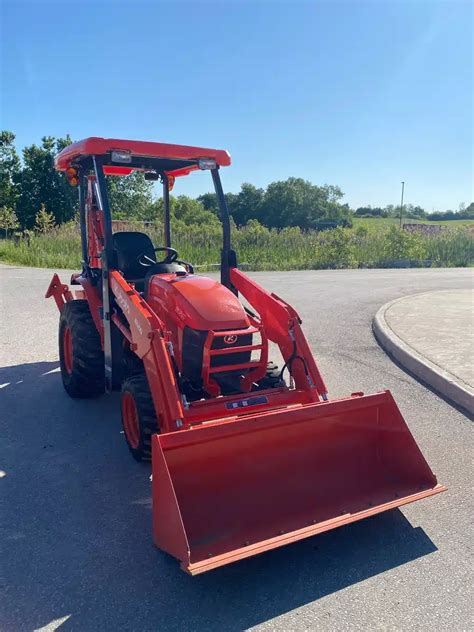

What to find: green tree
left=460, top=202, right=474, bottom=219
left=197, top=191, right=241, bottom=222
left=0, top=206, right=19, bottom=237
left=229, top=183, right=265, bottom=226
left=410, top=205, right=426, bottom=219
left=173, top=195, right=220, bottom=226
left=149, top=194, right=221, bottom=227
left=16, top=136, right=78, bottom=227
left=35, top=203, right=56, bottom=232
left=197, top=192, right=219, bottom=214
left=401, top=204, right=426, bottom=220
left=223, top=192, right=239, bottom=220
left=0, top=131, right=21, bottom=211
left=260, top=177, right=350, bottom=229
left=384, top=204, right=397, bottom=217
left=322, top=184, right=344, bottom=203
left=106, top=171, right=154, bottom=220
left=355, top=206, right=387, bottom=218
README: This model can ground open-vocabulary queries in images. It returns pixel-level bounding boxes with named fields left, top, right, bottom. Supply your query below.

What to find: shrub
left=35, top=204, right=56, bottom=233
left=381, top=226, right=427, bottom=262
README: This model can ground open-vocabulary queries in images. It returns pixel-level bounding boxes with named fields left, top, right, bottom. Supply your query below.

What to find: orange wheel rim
left=122, top=392, right=140, bottom=449
left=63, top=326, right=73, bottom=374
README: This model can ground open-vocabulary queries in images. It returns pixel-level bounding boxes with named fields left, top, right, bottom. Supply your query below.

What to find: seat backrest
left=112, top=231, right=155, bottom=280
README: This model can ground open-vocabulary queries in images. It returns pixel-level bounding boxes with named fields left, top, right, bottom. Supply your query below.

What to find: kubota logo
left=224, top=334, right=238, bottom=345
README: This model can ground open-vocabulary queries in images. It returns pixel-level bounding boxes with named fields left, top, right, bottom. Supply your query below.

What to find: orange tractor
left=47, top=137, right=445, bottom=574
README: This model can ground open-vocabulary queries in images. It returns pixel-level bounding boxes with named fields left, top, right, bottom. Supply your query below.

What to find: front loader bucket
left=152, top=391, right=445, bottom=574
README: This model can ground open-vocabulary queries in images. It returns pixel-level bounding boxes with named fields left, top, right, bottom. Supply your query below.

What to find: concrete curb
left=373, top=294, right=473, bottom=416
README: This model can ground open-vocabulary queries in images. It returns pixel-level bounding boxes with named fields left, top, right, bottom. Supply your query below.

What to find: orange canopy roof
left=55, top=137, right=231, bottom=178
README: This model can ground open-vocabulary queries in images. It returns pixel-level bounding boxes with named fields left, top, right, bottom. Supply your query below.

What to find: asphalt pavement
left=1, top=264, right=473, bottom=631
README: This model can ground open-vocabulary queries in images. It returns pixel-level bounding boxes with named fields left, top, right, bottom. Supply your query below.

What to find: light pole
left=399, top=181, right=405, bottom=229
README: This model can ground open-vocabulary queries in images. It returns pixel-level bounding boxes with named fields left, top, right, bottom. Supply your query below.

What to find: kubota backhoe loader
left=46, top=137, right=446, bottom=574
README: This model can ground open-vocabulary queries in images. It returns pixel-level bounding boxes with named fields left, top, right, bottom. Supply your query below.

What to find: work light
left=198, top=158, right=217, bottom=170
left=111, top=150, right=132, bottom=163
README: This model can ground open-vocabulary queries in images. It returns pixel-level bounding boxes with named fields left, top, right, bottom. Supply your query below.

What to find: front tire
left=121, top=374, right=159, bottom=461
left=253, top=361, right=287, bottom=391
left=59, top=300, right=104, bottom=398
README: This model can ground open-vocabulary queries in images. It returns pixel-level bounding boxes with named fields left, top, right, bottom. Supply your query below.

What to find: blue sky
left=1, top=0, right=472, bottom=211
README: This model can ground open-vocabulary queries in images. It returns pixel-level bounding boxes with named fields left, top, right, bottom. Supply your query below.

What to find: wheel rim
left=63, top=326, right=73, bottom=374
left=122, top=392, right=140, bottom=449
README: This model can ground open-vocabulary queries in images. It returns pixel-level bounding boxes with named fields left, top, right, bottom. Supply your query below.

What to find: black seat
left=112, top=231, right=187, bottom=292
left=113, top=232, right=156, bottom=283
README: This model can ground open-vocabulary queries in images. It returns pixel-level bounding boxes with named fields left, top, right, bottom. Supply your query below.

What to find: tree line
left=354, top=203, right=474, bottom=221
left=1, top=131, right=472, bottom=235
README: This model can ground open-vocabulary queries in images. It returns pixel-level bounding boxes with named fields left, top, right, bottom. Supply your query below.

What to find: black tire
left=253, top=361, right=287, bottom=391
left=59, top=300, right=105, bottom=398
left=121, top=374, right=159, bottom=461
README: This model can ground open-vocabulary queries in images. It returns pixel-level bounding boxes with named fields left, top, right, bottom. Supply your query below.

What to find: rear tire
left=121, top=374, right=159, bottom=461
left=59, top=300, right=104, bottom=398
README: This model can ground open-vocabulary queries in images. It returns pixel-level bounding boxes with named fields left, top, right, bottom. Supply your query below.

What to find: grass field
left=0, top=219, right=472, bottom=271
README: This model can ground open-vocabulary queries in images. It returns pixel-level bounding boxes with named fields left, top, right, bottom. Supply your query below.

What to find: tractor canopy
left=54, top=137, right=231, bottom=179
left=53, top=136, right=236, bottom=290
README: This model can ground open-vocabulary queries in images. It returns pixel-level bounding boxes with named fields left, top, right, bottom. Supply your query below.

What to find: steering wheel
left=137, top=246, right=178, bottom=267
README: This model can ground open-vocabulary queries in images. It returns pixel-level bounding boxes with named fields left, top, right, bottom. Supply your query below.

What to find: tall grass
left=0, top=221, right=472, bottom=270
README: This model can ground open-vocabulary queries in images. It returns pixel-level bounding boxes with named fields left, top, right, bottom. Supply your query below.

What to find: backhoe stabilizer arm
left=45, top=274, right=73, bottom=311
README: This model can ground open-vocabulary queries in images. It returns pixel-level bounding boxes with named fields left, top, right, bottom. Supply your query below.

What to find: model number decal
left=226, top=396, right=269, bottom=410
left=134, top=318, right=143, bottom=335
left=111, top=279, right=130, bottom=316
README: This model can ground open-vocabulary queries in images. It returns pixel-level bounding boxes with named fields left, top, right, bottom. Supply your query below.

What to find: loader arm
left=230, top=268, right=328, bottom=399
left=108, top=271, right=185, bottom=433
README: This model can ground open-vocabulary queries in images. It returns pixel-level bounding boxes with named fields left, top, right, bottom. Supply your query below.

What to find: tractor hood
left=147, top=274, right=250, bottom=331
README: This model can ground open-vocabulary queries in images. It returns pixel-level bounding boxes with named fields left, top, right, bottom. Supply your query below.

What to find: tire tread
left=59, top=300, right=104, bottom=398
left=121, top=373, right=159, bottom=461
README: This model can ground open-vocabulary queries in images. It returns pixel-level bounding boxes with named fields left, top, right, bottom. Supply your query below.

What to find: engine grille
left=182, top=326, right=252, bottom=390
